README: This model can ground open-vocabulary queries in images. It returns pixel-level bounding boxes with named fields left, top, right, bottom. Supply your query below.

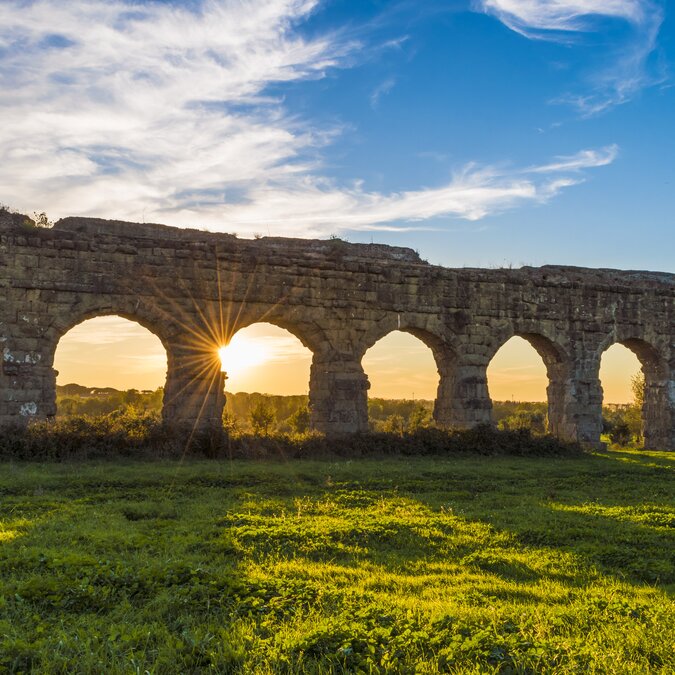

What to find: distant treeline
left=56, top=383, right=643, bottom=444
left=56, top=385, right=551, bottom=434
left=57, top=385, right=163, bottom=417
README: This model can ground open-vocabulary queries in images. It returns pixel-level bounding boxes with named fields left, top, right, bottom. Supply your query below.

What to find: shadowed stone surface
left=1, top=212, right=673, bottom=449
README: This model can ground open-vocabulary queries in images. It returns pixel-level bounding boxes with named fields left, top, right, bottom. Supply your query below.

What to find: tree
left=289, top=406, right=310, bottom=434
left=627, top=372, right=645, bottom=444
left=609, top=421, right=632, bottom=446
left=381, top=413, right=405, bottom=435
left=250, top=400, right=275, bottom=435
left=222, top=411, right=239, bottom=433
left=408, top=405, right=432, bottom=431
left=631, top=373, right=645, bottom=409
left=498, top=410, right=546, bottom=434
left=32, top=211, right=53, bottom=228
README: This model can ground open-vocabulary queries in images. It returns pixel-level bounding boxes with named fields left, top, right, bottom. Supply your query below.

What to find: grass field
left=0, top=449, right=673, bottom=673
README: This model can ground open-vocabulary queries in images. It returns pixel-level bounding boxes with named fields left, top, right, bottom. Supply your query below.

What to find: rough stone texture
left=1, top=213, right=673, bottom=449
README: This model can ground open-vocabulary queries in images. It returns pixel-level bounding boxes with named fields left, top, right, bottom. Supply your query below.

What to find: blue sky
left=2, top=0, right=653, bottom=401
left=1, top=0, right=672, bottom=270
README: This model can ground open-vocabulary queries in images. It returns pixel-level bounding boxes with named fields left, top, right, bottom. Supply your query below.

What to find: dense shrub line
left=0, top=409, right=585, bottom=461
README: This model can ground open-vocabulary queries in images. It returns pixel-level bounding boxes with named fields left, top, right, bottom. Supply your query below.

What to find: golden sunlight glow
left=218, top=334, right=270, bottom=378
left=0, top=530, right=18, bottom=543
left=54, top=316, right=167, bottom=390
left=487, top=336, right=548, bottom=402
left=363, top=331, right=438, bottom=400
left=600, top=343, right=641, bottom=404
left=54, top=317, right=642, bottom=403
left=218, top=323, right=312, bottom=394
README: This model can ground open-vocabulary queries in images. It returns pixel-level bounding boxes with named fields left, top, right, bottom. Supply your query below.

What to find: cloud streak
left=477, top=0, right=665, bottom=114
left=201, top=145, right=618, bottom=233
left=0, top=0, right=617, bottom=236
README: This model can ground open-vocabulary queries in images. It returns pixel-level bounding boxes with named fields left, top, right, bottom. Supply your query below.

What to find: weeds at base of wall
left=0, top=410, right=585, bottom=461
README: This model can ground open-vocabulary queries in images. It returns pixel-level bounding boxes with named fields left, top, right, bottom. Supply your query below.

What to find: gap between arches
left=53, top=315, right=167, bottom=417
left=54, top=315, right=167, bottom=391
left=218, top=322, right=312, bottom=396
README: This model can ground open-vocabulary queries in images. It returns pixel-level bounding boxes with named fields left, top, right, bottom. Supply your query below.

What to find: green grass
left=0, top=449, right=673, bottom=673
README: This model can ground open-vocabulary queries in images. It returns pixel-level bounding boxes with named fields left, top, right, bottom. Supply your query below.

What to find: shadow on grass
left=408, top=451, right=674, bottom=590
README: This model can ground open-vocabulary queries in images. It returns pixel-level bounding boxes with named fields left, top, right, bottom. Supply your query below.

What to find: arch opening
left=218, top=322, right=313, bottom=434
left=361, top=330, right=440, bottom=432
left=486, top=335, right=561, bottom=434
left=599, top=339, right=664, bottom=448
left=53, top=315, right=167, bottom=417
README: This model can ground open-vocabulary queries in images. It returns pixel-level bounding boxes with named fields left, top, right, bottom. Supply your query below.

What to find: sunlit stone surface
left=0, top=210, right=673, bottom=449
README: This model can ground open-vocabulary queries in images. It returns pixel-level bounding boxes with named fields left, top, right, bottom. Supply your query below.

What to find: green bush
left=0, top=409, right=585, bottom=462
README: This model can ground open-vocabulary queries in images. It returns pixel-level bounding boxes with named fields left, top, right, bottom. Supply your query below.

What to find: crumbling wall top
left=53, top=216, right=424, bottom=264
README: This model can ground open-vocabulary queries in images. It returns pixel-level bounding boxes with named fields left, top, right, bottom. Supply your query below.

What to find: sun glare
left=218, top=333, right=270, bottom=378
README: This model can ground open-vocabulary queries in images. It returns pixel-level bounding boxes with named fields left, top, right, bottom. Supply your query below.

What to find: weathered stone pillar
left=665, top=374, right=675, bottom=451
left=0, top=328, right=56, bottom=425
left=553, top=352, right=604, bottom=446
left=435, top=359, right=492, bottom=428
left=162, top=339, right=225, bottom=433
left=309, top=356, right=369, bottom=434
left=642, top=369, right=674, bottom=451
left=544, top=362, right=569, bottom=437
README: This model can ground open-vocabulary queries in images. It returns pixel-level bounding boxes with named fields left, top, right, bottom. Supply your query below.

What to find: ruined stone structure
left=1, top=212, right=673, bottom=449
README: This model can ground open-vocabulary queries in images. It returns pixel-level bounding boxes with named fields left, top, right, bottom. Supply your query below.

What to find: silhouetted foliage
left=289, top=406, right=311, bottom=434
left=56, top=385, right=163, bottom=417
left=0, top=410, right=585, bottom=462
left=32, top=211, right=53, bottom=228
left=498, top=410, right=546, bottom=434
left=249, top=400, right=275, bottom=435
left=601, top=373, right=645, bottom=447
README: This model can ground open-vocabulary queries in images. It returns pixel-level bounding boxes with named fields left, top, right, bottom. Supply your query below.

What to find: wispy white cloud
left=477, top=0, right=665, bottom=114
left=528, top=144, right=618, bottom=173
left=477, top=0, right=649, bottom=36
left=0, top=0, right=617, bottom=236
left=370, top=77, right=396, bottom=108
left=200, top=145, right=617, bottom=233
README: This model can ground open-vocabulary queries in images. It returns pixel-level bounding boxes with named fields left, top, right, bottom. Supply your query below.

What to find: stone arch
left=227, top=304, right=330, bottom=358
left=484, top=323, right=569, bottom=367
left=485, top=327, right=570, bottom=435
left=47, top=300, right=172, bottom=419
left=220, top=320, right=314, bottom=396
left=219, top=307, right=333, bottom=432
left=358, top=315, right=457, bottom=428
left=45, top=297, right=176, bottom=357
left=597, top=331, right=670, bottom=449
left=359, top=313, right=455, bottom=362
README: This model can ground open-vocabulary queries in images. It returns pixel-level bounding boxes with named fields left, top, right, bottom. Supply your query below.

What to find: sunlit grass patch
left=0, top=451, right=673, bottom=673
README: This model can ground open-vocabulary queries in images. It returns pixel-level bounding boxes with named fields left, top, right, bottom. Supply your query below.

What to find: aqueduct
left=1, top=211, right=673, bottom=449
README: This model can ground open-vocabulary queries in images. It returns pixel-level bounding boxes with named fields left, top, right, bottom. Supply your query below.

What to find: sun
left=218, top=333, right=270, bottom=378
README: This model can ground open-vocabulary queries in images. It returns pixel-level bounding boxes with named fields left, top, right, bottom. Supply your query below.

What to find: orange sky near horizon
left=53, top=316, right=642, bottom=404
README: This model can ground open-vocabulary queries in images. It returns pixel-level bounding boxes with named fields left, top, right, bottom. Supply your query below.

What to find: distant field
left=0, top=450, right=673, bottom=673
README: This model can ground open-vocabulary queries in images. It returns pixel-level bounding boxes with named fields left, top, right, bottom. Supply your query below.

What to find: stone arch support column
left=0, top=336, right=56, bottom=424
left=544, top=361, right=570, bottom=438
left=162, top=338, right=225, bottom=433
left=666, top=374, right=675, bottom=451
left=554, top=351, right=603, bottom=446
left=309, top=355, right=369, bottom=435
left=436, top=358, right=492, bottom=429
left=633, top=342, right=673, bottom=450
left=642, top=374, right=673, bottom=450
left=0, top=309, right=58, bottom=425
